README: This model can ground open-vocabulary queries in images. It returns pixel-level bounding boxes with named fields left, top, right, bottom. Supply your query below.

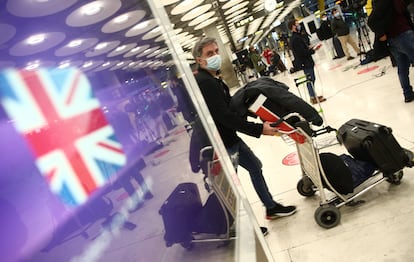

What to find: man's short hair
left=192, top=37, right=217, bottom=59
left=287, top=20, right=296, bottom=31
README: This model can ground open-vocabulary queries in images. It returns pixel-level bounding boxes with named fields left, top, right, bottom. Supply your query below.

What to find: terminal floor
left=237, top=47, right=414, bottom=262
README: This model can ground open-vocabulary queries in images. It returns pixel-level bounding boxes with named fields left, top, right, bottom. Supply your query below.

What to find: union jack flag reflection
left=0, top=67, right=126, bottom=206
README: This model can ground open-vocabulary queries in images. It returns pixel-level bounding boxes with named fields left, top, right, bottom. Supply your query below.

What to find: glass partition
left=0, top=0, right=273, bottom=261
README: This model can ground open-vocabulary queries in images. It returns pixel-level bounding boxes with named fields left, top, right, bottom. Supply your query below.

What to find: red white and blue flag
left=0, top=68, right=126, bottom=206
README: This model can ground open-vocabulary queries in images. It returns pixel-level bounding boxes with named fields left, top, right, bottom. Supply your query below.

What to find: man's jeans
left=227, top=140, right=277, bottom=209
left=388, top=30, right=414, bottom=99
left=303, top=66, right=316, bottom=98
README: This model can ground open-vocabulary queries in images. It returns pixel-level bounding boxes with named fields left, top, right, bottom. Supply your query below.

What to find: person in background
left=192, top=37, right=297, bottom=222
left=248, top=46, right=268, bottom=77
left=368, top=0, right=414, bottom=103
left=288, top=20, right=327, bottom=105
left=317, top=13, right=342, bottom=59
left=331, top=8, right=361, bottom=60
left=262, top=47, right=273, bottom=67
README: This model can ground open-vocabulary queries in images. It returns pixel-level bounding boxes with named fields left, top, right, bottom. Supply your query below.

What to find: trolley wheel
left=297, top=177, right=316, bottom=197
left=314, top=205, right=341, bottom=229
left=180, top=241, right=194, bottom=251
left=386, top=170, right=403, bottom=185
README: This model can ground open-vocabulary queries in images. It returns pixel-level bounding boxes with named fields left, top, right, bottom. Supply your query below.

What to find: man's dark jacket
left=230, top=77, right=323, bottom=126
left=368, top=0, right=414, bottom=38
left=331, top=16, right=350, bottom=36
left=317, top=20, right=334, bottom=41
left=194, top=68, right=263, bottom=148
left=290, top=32, right=315, bottom=69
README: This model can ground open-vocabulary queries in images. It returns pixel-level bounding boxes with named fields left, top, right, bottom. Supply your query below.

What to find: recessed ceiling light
left=116, top=62, right=124, bottom=66
left=68, top=39, right=83, bottom=48
left=114, top=14, right=129, bottom=24
left=83, top=61, right=94, bottom=68
left=115, top=45, right=126, bottom=51
left=131, top=47, right=141, bottom=52
left=59, top=61, right=71, bottom=69
left=102, top=62, right=111, bottom=67
left=81, top=2, right=103, bottom=16
left=26, top=61, right=41, bottom=70
left=133, top=20, right=150, bottom=30
left=95, top=42, right=108, bottom=50
left=27, top=34, right=45, bottom=45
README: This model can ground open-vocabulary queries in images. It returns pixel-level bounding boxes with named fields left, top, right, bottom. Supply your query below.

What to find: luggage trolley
left=276, top=114, right=412, bottom=229
left=249, top=94, right=414, bottom=229
left=159, top=145, right=236, bottom=250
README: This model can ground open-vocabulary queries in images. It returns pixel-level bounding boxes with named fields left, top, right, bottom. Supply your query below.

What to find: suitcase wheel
left=385, top=170, right=403, bottom=185
left=180, top=241, right=194, bottom=251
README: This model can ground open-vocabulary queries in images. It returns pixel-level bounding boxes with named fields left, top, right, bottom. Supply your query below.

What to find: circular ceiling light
left=7, top=0, right=78, bottom=17
left=57, top=60, right=83, bottom=69
left=85, top=40, right=120, bottom=57
left=26, top=34, right=46, bottom=45
left=24, top=60, right=56, bottom=70
left=80, top=60, right=104, bottom=71
left=107, top=43, right=137, bottom=57
left=10, top=32, right=65, bottom=56
left=93, top=60, right=120, bottom=72
left=142, top=26, right=163, bottom=40
left=66, top=0, right=121, bottom=27
left=101, top=10, right=146, bottom=33
left=222, top=0, right=244, bottom=9
left=181, top=4, right=212, bottom=22
left=81, top=2, right=103, bottom=16
left=226, top=8, right=248, bottom=20
left=254, top=0, right=265, bottom=6
left=224, top=1, right=249, bottom=16
left=194, top=17, right=218, bottom=31
left=125, top=18, right=157, bottom=37
left=154, top=35, right=165, bottom=42
left=110, top=60, right=132, bottom=71
left=67, top=39, right=83, bottom=48
left=136, top=46, right=160, bottom=58
left=188, top=11, right=215, bottom=27
left=170, top=0, right=204, bottom=16
left=123, top=44, right=150, bottom=57
left=55, top=38, right=99, bottom=56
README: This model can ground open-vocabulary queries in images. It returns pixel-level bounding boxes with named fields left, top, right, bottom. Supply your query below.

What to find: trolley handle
left=199, top=146, right=214, bottom=163
left=311, top=125, right=337, bottom=137
left=270, top=112, right=337, bottom=137
left=270, top=112, right=305, bottom=127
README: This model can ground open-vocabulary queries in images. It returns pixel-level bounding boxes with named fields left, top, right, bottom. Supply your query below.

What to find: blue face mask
left=296, top=25, right=301, bottom=31
left=334, top=13, right=340, bottom=18
left=205, top=54, right=222, bottom=71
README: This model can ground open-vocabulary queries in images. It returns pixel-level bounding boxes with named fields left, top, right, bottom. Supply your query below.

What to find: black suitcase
left=192, top=193, right=231, bottom=235
left=159, top=183, right=202, bottom=246
left=337, top=119, right=409, bottom=174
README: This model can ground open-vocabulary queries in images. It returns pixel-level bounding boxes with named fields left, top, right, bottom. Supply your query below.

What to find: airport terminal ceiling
left=0, top=0, right=304, bottom=80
